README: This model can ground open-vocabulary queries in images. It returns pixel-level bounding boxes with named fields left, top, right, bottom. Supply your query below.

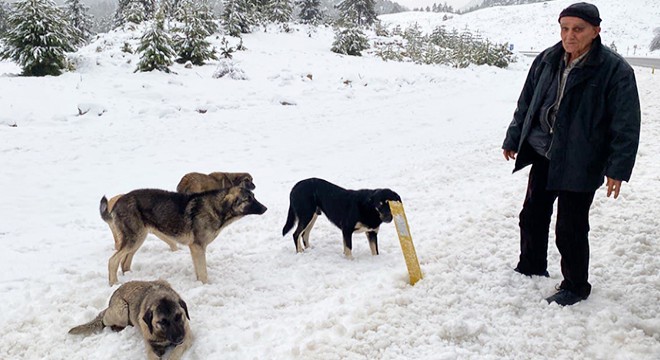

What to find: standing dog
left=282, top=178, right=401, bottom=257
left=69, top=280, right=192, bottom=360
left=176, top=172, right=255, bottom=194
left=101, top=187, right=267, bottom=285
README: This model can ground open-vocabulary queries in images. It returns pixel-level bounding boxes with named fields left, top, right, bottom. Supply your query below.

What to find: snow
left=380, top=0, right=660, bottom=56
left=1, top=1, right=659, bottom=359
left=395, top=0, right=475, bottom=11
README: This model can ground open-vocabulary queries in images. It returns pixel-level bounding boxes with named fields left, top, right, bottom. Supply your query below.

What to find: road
left=518, top=51, right=660, bottom=69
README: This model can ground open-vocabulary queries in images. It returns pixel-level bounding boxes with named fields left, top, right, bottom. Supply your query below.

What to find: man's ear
left=142, top=309, right=154, bottom=334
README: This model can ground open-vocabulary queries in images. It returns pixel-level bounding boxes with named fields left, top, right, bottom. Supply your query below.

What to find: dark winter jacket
left=502, top=36, right=641, bottom=192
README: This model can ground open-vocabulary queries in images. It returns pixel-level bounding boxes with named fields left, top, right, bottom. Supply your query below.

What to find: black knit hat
left=558, top=2, right=601, bottom=26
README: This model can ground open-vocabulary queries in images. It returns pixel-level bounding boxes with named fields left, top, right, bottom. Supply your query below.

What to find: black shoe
left=514, top=267, right=549, bottom=278
left=545, top=289, right=586, bottom=306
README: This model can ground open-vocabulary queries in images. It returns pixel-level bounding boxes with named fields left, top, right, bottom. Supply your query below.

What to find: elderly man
left=502, top=2, right=641, bottom=306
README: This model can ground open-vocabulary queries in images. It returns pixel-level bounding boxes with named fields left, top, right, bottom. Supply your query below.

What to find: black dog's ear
left=179, top=300, right=190, bottom=320
left=142, top=309, right=154, bottom=334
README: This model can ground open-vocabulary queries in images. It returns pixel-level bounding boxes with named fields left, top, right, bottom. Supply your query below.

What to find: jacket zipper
left=544, top=71, right=562, bottom=158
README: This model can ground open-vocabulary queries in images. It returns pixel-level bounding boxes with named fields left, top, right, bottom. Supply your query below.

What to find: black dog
left=282, top=178, right=401, bottom=257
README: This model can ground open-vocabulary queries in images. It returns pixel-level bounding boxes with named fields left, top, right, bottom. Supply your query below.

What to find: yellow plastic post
left=389, top=201, right=423, bottom=285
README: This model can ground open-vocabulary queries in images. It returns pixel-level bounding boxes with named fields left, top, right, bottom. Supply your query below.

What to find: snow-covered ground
left=380, top=0, right=660, bottom=56
left=1, top=1, right=659, bottom=359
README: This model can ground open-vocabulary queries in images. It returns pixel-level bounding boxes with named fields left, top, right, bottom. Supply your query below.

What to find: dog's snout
left=250, top=201, right=267, bottom=215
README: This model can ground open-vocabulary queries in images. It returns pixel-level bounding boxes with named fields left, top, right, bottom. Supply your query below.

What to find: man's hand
left=606, top=177, right=622, bottom=199
left=503, top=149, right=517, bottom=161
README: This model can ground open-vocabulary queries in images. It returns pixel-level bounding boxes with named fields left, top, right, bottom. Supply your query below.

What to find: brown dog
left=101, top=187, right=267, bottom=285
left=176, top=172, right=255, bottom=194
left=69, top=280, right=192, bottom=360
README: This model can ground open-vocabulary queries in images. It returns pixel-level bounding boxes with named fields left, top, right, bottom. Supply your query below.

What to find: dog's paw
left=343, top=248, right=353, bottom=259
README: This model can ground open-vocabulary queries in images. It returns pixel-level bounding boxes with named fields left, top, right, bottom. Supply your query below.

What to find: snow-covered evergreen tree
left=265, top=0, right=292, bottom=23
left=172, top=0, right=217, bottom=65
left=0, top=2, right=9, bottom=36
left=331, top=24, right=369, bottom=56
left=0, top=0, right=76, bottom=76
left=651, top=27, right=660, bottom=51
left=222, top=0, right=255, bottom=36
left=175, top=0, right=218, bottom=36
left=64, top=0, right=94, bottom=46
left=135, top=11, right=175, bottom=72
left=295, top=0, right=323, bottom=25
left=115, top=0, right=156, bottom=27
left=336, top=0, right=376, bottom=27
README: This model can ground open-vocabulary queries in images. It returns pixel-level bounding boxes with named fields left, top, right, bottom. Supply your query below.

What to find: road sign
left=389, top=201, right=423, bottom=285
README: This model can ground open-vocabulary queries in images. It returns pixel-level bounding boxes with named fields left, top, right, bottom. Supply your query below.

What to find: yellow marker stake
left=389, top=201, right=423, bottom=285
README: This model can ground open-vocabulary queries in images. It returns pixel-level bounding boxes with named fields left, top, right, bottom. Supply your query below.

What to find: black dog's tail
left=282, top=204, right=296, bottom=236
left=99, top=196, right=112, bottom=223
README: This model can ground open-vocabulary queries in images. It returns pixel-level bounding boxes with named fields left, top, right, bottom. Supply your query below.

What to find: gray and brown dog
left=101, top=187, right=267, bottom=285
left=69, top=280, right=192, bottom=360
left=176, top=172, right=255, bottom=194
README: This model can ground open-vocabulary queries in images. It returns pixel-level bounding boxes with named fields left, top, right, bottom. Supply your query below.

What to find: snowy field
left=1, top=0, right=659, bottom=359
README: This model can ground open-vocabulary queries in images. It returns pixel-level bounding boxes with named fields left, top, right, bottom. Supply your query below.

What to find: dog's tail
left=282, top=204, right=296, bottom=236
left=99, top=196, right=112, bottom=223
left=68, top=309, right=106, bottom=336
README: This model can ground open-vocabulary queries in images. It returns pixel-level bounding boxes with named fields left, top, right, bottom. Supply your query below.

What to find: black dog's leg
left=293, top=212, right=314, bottom=253
left=342, top=228, right=354, bottom=258
left=301, top=212, right=318, bottom=249
left=366, top=231, right=379, bottom=255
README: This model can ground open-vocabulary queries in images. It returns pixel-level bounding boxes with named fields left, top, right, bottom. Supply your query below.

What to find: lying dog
left=69, top=280, right=192, bottom=360
left=176, top=172, right=255, bottom=194
left=101, top=187, right=267, bottom=285
left=282, top=178, right=401, bottom=257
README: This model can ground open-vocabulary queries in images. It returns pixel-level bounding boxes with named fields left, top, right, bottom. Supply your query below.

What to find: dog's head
left=210, top=172, right=256, bottom=190
left=369, top=189, right=401, bottom=223
left=234, top=173, right=256, bottom=190
left=143, top=297, right=190, bottom=346
left=228, top=187, right=267, bottom=216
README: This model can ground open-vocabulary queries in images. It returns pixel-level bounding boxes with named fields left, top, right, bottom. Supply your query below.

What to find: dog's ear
left=143, top=309, right=154, bottom=334
left=179, top=300, right=190, bottom=320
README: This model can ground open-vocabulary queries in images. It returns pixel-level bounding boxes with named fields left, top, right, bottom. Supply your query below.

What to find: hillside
left=380, top=0, right=660, bottom=55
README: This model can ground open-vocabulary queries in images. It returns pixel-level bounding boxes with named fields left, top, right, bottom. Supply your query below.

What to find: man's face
left=560, top=16, right=600, bottom=57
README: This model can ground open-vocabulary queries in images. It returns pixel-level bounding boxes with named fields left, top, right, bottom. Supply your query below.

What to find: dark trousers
left=516, top=154, right=595, bottom=298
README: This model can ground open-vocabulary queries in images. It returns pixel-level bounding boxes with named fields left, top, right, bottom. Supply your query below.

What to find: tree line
left=0, top=0, right=546, bottom=77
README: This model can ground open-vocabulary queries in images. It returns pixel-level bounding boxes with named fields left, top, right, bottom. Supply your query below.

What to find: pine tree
left=650, top=27, right=660, bottom=51
left=0, top=2, right=9, bottom=36
left=331, top=24, right=369, bottom=56
left=336, top=0, right=377, bottom=27
left=115, top=0, right=156, bottom=27
left=0, top=0, right=76, bottom=76
left=266, top=0, right=292, bottom=24
left=135, top=11, right=175, bottom=72
left=174, top=0, right=218, bottom=35
left=64, top=0, right=94, bottom=46
left=295, top=0, right=323, bottom=25
left=222, top=0, right=254, bottom=36
left=172, top=0, right=217, bottom=65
